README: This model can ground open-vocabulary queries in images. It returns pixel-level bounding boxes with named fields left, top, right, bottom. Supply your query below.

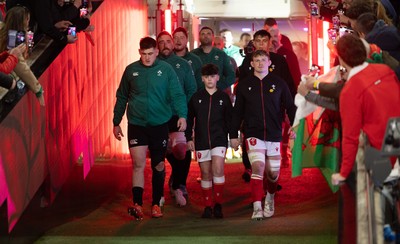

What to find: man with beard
left=191, top=26, right=235, bottom=93
left=157, top=31, right=197, bottom=207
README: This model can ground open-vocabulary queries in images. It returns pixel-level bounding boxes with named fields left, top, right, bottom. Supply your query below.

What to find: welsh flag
left=292, top=110, right=341, bottom=192
left=292, top=67, right=341, bottom=193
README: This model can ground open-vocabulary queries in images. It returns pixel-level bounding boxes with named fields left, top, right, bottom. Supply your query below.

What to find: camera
left=310, top=2, right=319, bottom=16
left=68, top=26, right=77, bottom=38
left=244, top=40, right=255, bottom=56
left=7, top=30, right=26, bottom=49
left=332, top=15, right=340, bottom=30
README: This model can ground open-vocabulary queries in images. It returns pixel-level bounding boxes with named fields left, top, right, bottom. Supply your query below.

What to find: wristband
left=36, top=86, right=44, bottom=98
left=313, top=80, right=320, bottom=90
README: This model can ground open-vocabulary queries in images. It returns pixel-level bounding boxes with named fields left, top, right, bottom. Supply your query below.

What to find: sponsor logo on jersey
left=249, top=138, right=257, bottom=146
left=219, top=100, right=223, bottom=105
left=214, top=55, right=219, bottom=61
left=157, top=70, right=163, bottom=76
left=176, top=63, right=181, bottom=69
left=130, top=139, right=138, bottom=145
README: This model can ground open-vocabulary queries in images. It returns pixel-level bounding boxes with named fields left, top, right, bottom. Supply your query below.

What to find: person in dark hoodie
left=355, top=12, right=400, bottom=62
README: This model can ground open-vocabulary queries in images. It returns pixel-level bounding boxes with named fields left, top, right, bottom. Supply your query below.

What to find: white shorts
left=167, top=131, right=187, bottom=152
left=245, top=137, right=281, bottom=157
left=196, top=147, right=226, bottom=163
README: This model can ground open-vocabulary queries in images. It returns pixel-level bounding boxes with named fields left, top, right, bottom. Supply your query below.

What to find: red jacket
left=0, top=51, right=18, bottom=74
left=339, top=63, right=400, bottom=178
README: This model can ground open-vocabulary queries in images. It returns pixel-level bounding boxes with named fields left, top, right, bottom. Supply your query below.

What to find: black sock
left=132, top=187, right=143, bottom=206
left=152, top=169, right=165, bottom=206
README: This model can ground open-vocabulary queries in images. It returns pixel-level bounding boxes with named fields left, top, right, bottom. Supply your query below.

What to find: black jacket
left=239, top=52, right=297, bottom=98
left=186, top=88, right=232, bottom=150
left=231, top=73, right=296, bottom=142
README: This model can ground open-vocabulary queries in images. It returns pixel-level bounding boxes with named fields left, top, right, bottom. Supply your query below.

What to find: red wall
left=0, top=0, right=147, bottom=232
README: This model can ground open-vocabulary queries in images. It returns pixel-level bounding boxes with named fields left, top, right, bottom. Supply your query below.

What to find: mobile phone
left=80, top=7, right=88, bottom=17
left=328, top=28, right=337, bottom=44
left=7, top=30, right=25, bottom=49
left=310, top=2, right=319, bottom=16
left=68, top=26, right=77, bottom=38
left=339, top=27, right=354, bottom=37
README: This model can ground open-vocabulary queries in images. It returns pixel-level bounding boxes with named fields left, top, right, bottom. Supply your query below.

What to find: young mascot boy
left=186, top=63, right=232, bottom=218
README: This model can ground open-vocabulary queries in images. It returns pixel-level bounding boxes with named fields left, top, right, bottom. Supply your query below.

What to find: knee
left=267, top=171, right=280, bottom=182
left=152, top=161, right=165, bottom=172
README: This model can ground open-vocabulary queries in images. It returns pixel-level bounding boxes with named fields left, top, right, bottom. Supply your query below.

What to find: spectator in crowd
left=173, top=27, right=204, bottom=90
left=231, top=50, right=296, bottom=220
left=191, top=26, right=235, bottom=93
left=156, top=31, right=197, bottom=207
left=292, top=41, right=310, bottom=75
left=0, top=6, right=44, bottom=106
left=112, top=37, right=187, bottom=220
left=220, top=29, right=244, bottom=66
left=31, top=0, right=91, bottom=44
left=186, top=63, right=232, bottom=219
left=263, top=18, right=293, bottom=51
left=330, top=34, right=400, bottom=185
left=355, top=12, right=400, bottom=61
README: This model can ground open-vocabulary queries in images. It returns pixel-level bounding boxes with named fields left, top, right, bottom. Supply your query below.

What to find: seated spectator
left=0, top=6, right=44, bottom=106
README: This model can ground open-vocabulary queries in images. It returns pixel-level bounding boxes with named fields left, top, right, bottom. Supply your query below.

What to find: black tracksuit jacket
left=231, top=73, right=296, bottom=142
left=186, top=88, right=232, bottom=150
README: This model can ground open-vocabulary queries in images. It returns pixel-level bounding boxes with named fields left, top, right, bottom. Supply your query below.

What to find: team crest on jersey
left=176, top=63, right=181, bottom=69
left=275, top=147, right=279, bottom=152
left=197, top=152, right=202, bottom=159
left=199, top=99, right=202, bottom=103
left=132, top=72, right=139, bottom=76
left=162, top=139, right=167, bottom=147
left=188, top=60, right=193, bottom=65
left=214, top=55, right=219, bottom=61
left=269, top=84, right=276, bottom=93
left=219, top=100, right=223, bottom=105
left=249, top=138, right=257, bottom=146
left=248, top=87, right=252, bottom=91
left=157, top=70, right=163, bottom=76
left=130, top=139, right=138, bottom=145
left=269, top=64, right=275, bottom=72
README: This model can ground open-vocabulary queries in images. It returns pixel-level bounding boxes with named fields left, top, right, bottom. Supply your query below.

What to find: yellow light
left=164, top=9, right=172, bottom=34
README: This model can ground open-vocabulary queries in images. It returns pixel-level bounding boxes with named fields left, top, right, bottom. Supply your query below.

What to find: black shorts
left=127, top=123, right=169, bottom=150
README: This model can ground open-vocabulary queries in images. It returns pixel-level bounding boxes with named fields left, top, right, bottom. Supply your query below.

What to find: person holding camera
left=0, top=6, right=45, bottom=106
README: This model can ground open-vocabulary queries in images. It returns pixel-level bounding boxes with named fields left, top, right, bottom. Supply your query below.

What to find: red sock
left=213, top=183, right=224, bottom=204
left=250, top=179, right=264, bottom=202
left=202, top=188, right=213, bottom=207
